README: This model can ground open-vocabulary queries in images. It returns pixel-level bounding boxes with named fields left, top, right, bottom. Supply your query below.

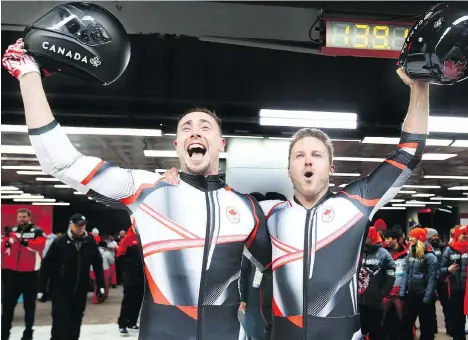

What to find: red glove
left=2, top=38, right=40, bottom=80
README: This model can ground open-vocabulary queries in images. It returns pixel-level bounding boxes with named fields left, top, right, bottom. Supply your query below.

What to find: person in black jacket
left=440, top=225, right=468, bottom=340
left=116, top=226, right=144, bottom=336
left=358, top=227, right=396, bottom=339
left=37, top=214, right=105, bottom=340
left=399, top=227, right=438, bottom=340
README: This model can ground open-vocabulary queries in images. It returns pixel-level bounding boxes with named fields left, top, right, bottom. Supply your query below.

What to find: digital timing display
left=325, top=20, right=412, bottom=52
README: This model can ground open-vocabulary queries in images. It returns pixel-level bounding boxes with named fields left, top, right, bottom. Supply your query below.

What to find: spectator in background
left=117, top=229, right=126, bottom=244
left=1, top=208, right=45, bottom=340
left=372, top=218, right=387, bottom=245
left=115, top=230, right=127, bottom=284
left=106, top=235, right=119, bottom=288
left=399, top=227, right=438, bottom=340
left=37, top=214, right=106, bottom=340
left=382, top=227, right=408, bottom=340
left=359, top=227, right=396, bottom=339
left=440, top=225, right=468, bottom=340
left=116, top=226, right=144, bottom=336
left=91, top=241, right=115, bottom=304
left=91, top=227, right=101, bottom=243
left=43, top=232, right=57, bottom=257
left=426, top=228, right=451, bottom=335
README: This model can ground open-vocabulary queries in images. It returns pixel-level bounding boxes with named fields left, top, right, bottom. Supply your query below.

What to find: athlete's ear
left=174, top=140, right=178, bottom=148
left=219, top=137, right=226, bottom=152
left=329, top=163, right=335, bottom=176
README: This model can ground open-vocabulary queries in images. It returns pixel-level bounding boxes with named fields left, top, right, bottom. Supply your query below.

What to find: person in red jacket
left=1, top=208, right=46, bottom=340
left=116, top=225, right=144, bottom=336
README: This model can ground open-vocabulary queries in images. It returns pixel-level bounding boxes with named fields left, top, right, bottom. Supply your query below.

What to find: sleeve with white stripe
left=341, top=131, right=426, bottom=219
left=28, top=120, right=162, bottom=210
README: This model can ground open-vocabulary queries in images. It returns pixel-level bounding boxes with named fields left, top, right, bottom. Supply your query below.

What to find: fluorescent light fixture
left=222, top=135, right=264, bottom=139
left=331, top=173, right=361, bottom=177
left=390, top=199, right=405, bottom=202
left=403, top=185, right=441, bottom=189
left=164, top=133, right=176, bottom=137
left=1, top=124, right=162, bottom=137
left=259, top=109, right=357, bottom=129
left=144, top=150, right=228, bottom=158
left=362, top=137, right=453, bottom=146
left=448, top=186, right=468, bottom=190
left=35, top=177, right=61, bottom=182
left=54, top=184, right=72, bottom=188
left=73, top=191, right=84, bottom=195
left=331, top=139, right=362, bottom=142
left=437, top=208, right=452, bottom=213
left=267, top=137, right=291, bottom=140
left=393, top=203, right=426, bottom=207
left=339, top=184, right=347, bottom=187
left=17, top=171, right=46, bottom=175
left=334, top=157, right=385, bottom=162
left=328, top=183, right=335, bottom=187
left=33, top=202, right=70, bottom=206
left=463, top=193, right=468, bottom=195
left=2, top=165, right=43, bottom=170
left=1, top=157, right=38, bottom=161
left=430, top=197, right=468, bottom=201
left=412, top=193, right=436, bottom=197
left=428, top=116, right=468, bottom=134
left=406, top=200, right=441, bottom=205
left=0, top=186, right=18, bottom=191
left=380, top=207, right=406, bottom=210
left=1, top=145, right=35, bottom=154
left=398, top=190, right=417, bottom=194
left=0, top=191, right=24, bottom=194
left=422, top=153, right=457, bottom=161
left=1, top=195, right=44, bottom=199
left=424, top=175, right=468, bottom=180
left=451, top=140, right=468, bottom=147
left=14, top=198, right=56, bottom=202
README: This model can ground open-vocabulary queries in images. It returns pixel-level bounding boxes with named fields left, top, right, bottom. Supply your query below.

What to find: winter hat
left=373, top=218, right=387, bottom=231
left=409, top=227, right=427, bottom=242
left=426, top=228, right=439, bottom=240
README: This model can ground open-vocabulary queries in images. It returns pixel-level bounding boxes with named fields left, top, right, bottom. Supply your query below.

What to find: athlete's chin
left=185, top=160, right=210, bottom=175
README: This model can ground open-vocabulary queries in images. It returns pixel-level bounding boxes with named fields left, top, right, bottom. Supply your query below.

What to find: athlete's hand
left=163, top=167, right=180, bottom=185
left=238, top=301, right=247, bottom=313
left=2, top=38, right=40, bottom=80
left=396, top=67, right=429, bottom=88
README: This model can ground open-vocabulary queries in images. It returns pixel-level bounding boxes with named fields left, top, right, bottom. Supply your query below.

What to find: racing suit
left=28, top=120, right=271, bottom=340
left=260, top=131, right=426, bottom=340
left=1, top=223, right=45, bottom=340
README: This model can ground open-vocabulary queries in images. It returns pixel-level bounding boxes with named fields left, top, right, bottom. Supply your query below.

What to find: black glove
left=20, top=239, right=29, bottom=247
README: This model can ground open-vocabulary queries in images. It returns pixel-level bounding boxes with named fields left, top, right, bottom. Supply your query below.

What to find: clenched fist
left=2, top=38, right=40, bottom=80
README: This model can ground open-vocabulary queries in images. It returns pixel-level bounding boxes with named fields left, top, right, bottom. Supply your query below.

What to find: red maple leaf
left=228, top=209, right=238, bottom=216
left=443, top=60, right=467, bottom=80
left=324, top=208, right=332, bottom=215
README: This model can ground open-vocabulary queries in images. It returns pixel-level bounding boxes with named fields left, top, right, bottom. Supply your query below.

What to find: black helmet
left=399, top=3, right=468, bottom=85
left=23, top=2, right=130, bottom=85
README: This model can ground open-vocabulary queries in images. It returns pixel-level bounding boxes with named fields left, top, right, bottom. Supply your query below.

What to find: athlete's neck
left=294, top=186, right=330, bottom=209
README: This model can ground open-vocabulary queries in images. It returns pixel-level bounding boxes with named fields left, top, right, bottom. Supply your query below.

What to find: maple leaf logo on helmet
left=442, top=59, right=467, bottom=80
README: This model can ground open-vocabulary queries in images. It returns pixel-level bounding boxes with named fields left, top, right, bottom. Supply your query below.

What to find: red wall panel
left=1, top=204, right=53, bottom=234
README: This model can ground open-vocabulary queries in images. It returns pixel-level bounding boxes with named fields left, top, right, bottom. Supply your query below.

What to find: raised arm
left=342, top=69, right=429, bottom=219
left=2, top=39, right=165, bottom=212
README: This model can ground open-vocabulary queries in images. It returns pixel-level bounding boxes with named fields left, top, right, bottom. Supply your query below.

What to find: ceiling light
left=331, top=139, right=362, bottom=142
left=0, top=186, right=18, bottom=191
left=1, top=124, right=162, bottom=137
left=35, top=178, right=61, bottom=182
left=398, top=190, right=417, bottom=194
left=1, top=195, right=44, bottom=199
left=437, top=208, right=452, bottom=213
left=463, top=193, right=468, bottom=195
left=403, top=185, right=441, bottom=189
left=407, top=200, right=441, bottom=205
left=451, top=140, right=468, bottom=147
left=14, top=198, right=56, bottom=202
left=144, top=150, right=228, bottom=158
left=428, top=116, right=468, bottom=134
left=412, top=193, right=436, bottom=197
left=430, top=196, right=468, bottom=201
left=362, top=137, right=453, bottom=146
left=393, top=203, right=426, bottom=207
left=17, top=171, right=46, bottom=175
left=259, top=109, right=357, bottom=129
left=448, top=186, right=468, bottom=190
left=222, top=135, right=264, bottom=139
left=339, top=184, right=347, bottom=187
left=1, top=145, right=35, bottom=154
left=331, top=173, right=361, bottom=177
left=2, top=165, right=43, bottom=170
left=328, top=183, right=335, bottom=187
left=334, top=157, right=385, bottom=162
left=422, top=153, right=457, bottom=161
left=267, top=137, right=291, bottom=140
left=54, top=184, right=72, bottom=188
left=1, top=157, right=38, bottom=161
left=380, top=207, right=406, bottom=210
left=0, top=191, right=24, bottom=194
left=424, top=175, right=468, bottom=180
left=73, top=191, right=84, bottom=195
left=390, top=199, right=405, bottom=202
left=33, top=202, right=70, bottom=206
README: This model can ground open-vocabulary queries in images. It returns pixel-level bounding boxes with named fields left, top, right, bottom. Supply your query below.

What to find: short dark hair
left=383, top=230, right=400, bottom=240
left=288, top=128, right=334, bottom=165
left=177, top=107, right=222, bottom=134
left=17, top=208, right=31, bottom=217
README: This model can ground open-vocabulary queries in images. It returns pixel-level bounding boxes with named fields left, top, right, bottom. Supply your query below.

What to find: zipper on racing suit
left=301, top=192, right=332, bottom=340
left=197, top=189, right=215, bottom=340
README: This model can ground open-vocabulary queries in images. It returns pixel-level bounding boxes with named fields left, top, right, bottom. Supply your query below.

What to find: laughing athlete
left=2, top=39, right=271, bottom=340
